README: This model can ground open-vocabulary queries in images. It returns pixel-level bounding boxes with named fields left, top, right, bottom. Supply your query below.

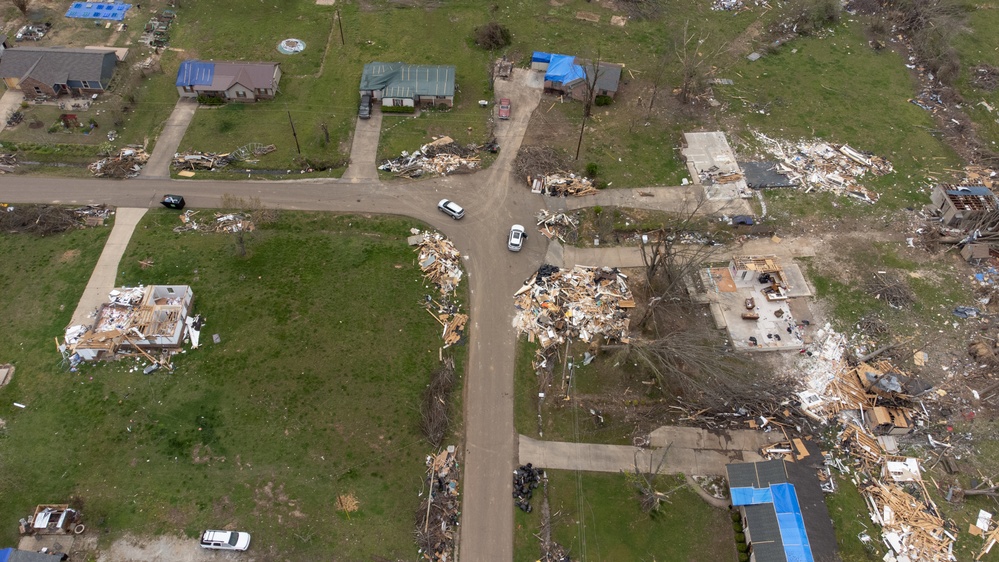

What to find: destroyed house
left=176, top=60, right=282, bottom=102
left=930, top=184, right=997, bottom=227
left=531, top=51, right=623, bottom=100
left=0, top=46, right=117, bottom=99
left=68, top=285, right=193, bottom=361
left=726, top=460, right=838, bottom=562
left=359, top=62, right=455, bottom=108
left=730, top=255, right=790, bottom=301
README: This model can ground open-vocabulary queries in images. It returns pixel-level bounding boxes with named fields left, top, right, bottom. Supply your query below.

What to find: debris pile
left=529, top=173, right=598, bottom=197
left=416, top=447, right=460, bottom=562
left=89, top=147, right=149, bottom=178
left=513, top=463, right=543, bottom=513
left=535, top=210, right=578, bottom=241
left=414, top=231, right=467, bottom=348
left=173, top=151, right=235, bottom=170
left=173, top=210, right=254, bottom=233
left=711, top=0, right=745, bottom=9
left=514, top=145, right=572, bottom=183
left=861, top=478, right=954, bottom=561
left=379, top=137, right=481, bottom=178
left=0, top=203, right=112, bottom=234
left=0, top=153, right=16, bottom=174
left=513, top=265, right=634, bottom=350
left=963, top=165, right=997, bottom=189
left=753, top=131, right=893, bottom=203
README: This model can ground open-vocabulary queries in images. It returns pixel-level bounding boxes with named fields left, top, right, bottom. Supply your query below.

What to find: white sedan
left=508, top=224, right=526, bottom=252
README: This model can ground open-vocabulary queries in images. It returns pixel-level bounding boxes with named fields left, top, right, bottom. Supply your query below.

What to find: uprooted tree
left=622, top=446, right=684, bottom=514
left=11, top=0, right=30, bottom=15
left=473, top=21, right=511, bottom=50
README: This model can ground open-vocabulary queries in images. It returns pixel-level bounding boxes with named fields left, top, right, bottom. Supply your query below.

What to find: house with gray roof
left=359, top=62, right=455, bottom=109
left=0, top=46, right=117, bottom=99
left=726, top=458, right=839, bottom=562
left=175, top=60, right=282, bottom=102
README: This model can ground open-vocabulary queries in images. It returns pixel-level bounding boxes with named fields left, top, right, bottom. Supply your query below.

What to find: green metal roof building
left=359, top=62, right=455, bottom=108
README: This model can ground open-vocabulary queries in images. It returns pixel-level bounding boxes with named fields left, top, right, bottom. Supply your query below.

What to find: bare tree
left=675, top=20, right=723, bottom=104
left=622, top=446, right=684, bottom=514
left=11, top=0, right=30, bottom=15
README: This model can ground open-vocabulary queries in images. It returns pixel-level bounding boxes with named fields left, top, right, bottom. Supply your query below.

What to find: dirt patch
left=88, top=534, right=253, bottom=562
left=59, top=249, right=81, bottom=262
left=727, top=19, right=765, bottom=58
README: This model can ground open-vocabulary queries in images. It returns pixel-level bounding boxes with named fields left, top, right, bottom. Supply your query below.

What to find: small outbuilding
left=930, top=184, right=997, bottom=227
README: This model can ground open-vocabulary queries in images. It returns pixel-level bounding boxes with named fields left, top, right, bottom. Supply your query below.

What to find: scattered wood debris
left=89, top=147, right=149, bottom=178
left=173, top=210, right=254, bottom=233
left=514, top=145, right=572, bottom=183
left=513, top=264, right=634, bottom=350
left=173, top=151, right=234, bottom=170
left=528, top=172, right=598, bottom=196
left=416, top=446, right=460, bottom=562
left=535, top=210, right=578, bottom=241
left=414, top=231, right=467, bottom=348
left=0, top=153, right=16, bottom=174
left=379, top=137, right=481, bottom=178
left=752, top=131, right=893, bottom=203
left=0, top=203, right=112, bottom=234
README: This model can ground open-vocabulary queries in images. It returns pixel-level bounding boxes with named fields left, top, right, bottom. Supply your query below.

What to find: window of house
left=183, top=86, right=194, bottom=93
left=33, top=86, right=42, bottom=94
left=236, top=90, right=247, bottom=98
left=167, top=287, right=175, bottom=294
left=393, top=98, right=403, bottom=107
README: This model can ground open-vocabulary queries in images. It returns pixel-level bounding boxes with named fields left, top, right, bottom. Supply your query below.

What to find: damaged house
left=175, top=60, right=282, bottom=102
left=930, top=184, right=997, bottom=228
left=0, top=47, right=117, bottom=99
left=65, top=285, right=194, bottom=361
left=530, top=51, right=623, bottom=100
left=359, top=62, right=455, bottom=109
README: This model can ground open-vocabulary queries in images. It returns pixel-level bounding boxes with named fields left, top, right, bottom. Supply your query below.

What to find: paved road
left=0, top=67, right=768, bottom=561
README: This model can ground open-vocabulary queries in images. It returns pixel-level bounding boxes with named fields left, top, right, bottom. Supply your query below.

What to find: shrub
left=382, top=105, right=415, bottom=114
left=787, top=0, right=840, bottom=35
left=474, top=22, right=511, bottom=50
left=738, top=553, right=750, bottom=562
left=735, top=532, right=746, bottom=543
left=585, top=162, right=600, bottom=178
left=197, top=95, right=225, bottom=106
left=48, top=125, right=61, bottom=133
left=20, top=101, right=29, bottom=110
left=731, top=511, right=742, bottom=523
left=594, top=95, right=613, bottom=107
left=737, top=542, right=749, bottom=553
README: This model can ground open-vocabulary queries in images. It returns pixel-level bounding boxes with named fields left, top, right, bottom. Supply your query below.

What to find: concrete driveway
left=140, top=97, right=197, bottom=178
left=343, top=108, right=383, bottom=181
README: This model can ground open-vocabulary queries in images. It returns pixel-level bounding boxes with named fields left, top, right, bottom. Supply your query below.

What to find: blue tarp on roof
left=545, top=54, right=585, bottom=84
left=946, top=186, right=992, bottom=197
left=532, top=51, right=553, bottom=63
left=731, top=482, right=814, bottom=562
left=731, top=487, right=773, bottom=505
left=65, top=2, right=131, bottom=21
left=176, top=60, right=215, bottom=87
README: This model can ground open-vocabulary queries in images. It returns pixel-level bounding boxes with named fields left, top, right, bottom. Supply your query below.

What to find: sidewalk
left=140, top=97, right=197, bottom=178
left=564, top=187, right=753, bottom=216
left=69, top=208, right=149, bottom=327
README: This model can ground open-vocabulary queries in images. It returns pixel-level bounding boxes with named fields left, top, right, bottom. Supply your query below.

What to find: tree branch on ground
left=11, top=0, right=30, bottom=15
left=622, top=446, right=684, bottom=514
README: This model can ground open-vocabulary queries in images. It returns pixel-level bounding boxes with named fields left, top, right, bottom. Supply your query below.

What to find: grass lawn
left=951, top=0, right=999, bottom=148
left=0, top=210, right=458, bottom=559
left=517, top=470, right=734, bottom=561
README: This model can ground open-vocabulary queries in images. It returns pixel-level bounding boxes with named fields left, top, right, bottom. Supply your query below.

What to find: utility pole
left=336, top=10, right=345, bottom=46
left=575, top=113, right=587, bottom=161
left=287, top=110, right=301, bottom=154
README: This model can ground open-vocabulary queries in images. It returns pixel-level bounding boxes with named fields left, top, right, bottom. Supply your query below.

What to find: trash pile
left=414, top=231, right=467, bottom=348
left=89, top=147, right=149, bottom=178
left=513, top=265, right=634, bottom=350
left=513, top=463, right=543, bottom=513
left=711, top=0, right=745, bottom=10
left=173, top=151, right=235, bottom=170
left=5, top=111, right=24, bottom=127
left=416, top=446, right=460, bottom=562
left=379, top=137, right=481, bottom=178
left=0, top=153, right=16, bottom=174
left=173, top=210, right=254, bottom=233
left=536, top=210, right=578, bottom=242
left=963, top=165, right=998, bottom=189
left=752, top=131, right=893, bottom=203
left=141, top=10, right=175, bottom=47
left=73, top=204, right=114, bottom=226
left=528, top=173, right=598, bottom=197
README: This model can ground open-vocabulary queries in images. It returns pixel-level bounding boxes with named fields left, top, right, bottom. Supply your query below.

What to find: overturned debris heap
left=513, top=264, right=634, bottom=349
left=529, top=173, right=598, bottom=197
left=173, top=209, right=254, bottom=233
left=89, top=147, right=149, bottom=178
left=414, top=231, right=467, bottom=348
left=416, top=446, right=460, bottom=562
left=380, top=136, right=481, bottom=178
left=753, top=131, right=893, bottom=203
left=535, top=210, right=579, bottom=242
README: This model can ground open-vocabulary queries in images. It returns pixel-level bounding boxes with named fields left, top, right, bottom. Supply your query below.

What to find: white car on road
left=508, top=224, right=526, bottom=252
left=437, top=199, right=465, bottom=220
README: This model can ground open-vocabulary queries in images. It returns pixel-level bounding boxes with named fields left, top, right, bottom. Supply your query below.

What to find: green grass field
left=0, top=211, right=457, bottom=558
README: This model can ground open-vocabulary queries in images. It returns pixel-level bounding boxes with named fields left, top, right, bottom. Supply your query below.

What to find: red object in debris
left=964, top=410, right=976, bottom=421
left=497, top=98, right=511, bottom=120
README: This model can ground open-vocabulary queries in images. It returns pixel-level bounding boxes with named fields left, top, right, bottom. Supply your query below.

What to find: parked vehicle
left=437, top=199, right=465, bottom=220
left=508, top=224, right=526, bottom=251
left=200, top=530, right=251, bottom=551
left=497, top=98, right=511, bottom=120
left=359, top=94, right=372, bottom=120
left=160, top=195, right=185, bottom=210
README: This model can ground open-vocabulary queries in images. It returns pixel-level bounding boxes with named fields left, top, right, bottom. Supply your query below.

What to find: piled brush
left=865, top=270, right=915, bottom=309
left=514, top=145, right=572, bottom=183
left=421, top=357, right=456, bottom=447
left=422, top=141, right=477, bottom=159
left=0, top=205, right=81, bottom=235
left=857, top=314, right=891, bottom=337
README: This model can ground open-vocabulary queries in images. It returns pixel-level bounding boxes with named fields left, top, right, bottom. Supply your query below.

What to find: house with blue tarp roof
left=530, top=51, right=623, bottom=101
left=726, top=458, right=838, bottom=562
left=176, top=60, right=281, bottom=102
left=930, top=184, right=998, bottom=227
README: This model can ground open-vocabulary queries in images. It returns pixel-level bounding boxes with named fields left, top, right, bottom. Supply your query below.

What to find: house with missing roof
left=530, top=51, right=623, bottom=101
left=0, top=46, right=117, bottom=99
left=726, top=459, right=838, bottom=562
left=929, top=184, right=998, bottom=228
left=359, top=62, right=455, bottom=109
left=175, top=60, right=282, bottom=102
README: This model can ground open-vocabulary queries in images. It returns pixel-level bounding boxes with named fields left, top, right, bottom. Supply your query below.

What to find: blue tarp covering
left=732, top=483, right=814, bottom=562
left=65, top=2, right=132, bottom=20
left=731, top=487, right=773, bottom=506
left=175, top=60, right=215, bottom=87
left=532, top=51, right=552, bottom=63
left=545, top=54, right=585, bottom=84
left=0, top=548, right=12, bottom=562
